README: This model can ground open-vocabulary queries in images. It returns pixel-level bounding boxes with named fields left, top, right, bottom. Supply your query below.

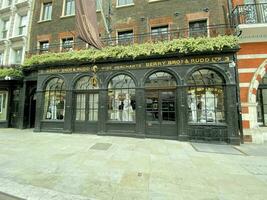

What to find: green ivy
left=23, top=35, right=239, bottom=68
left=0, top=68, right=23, bottom=78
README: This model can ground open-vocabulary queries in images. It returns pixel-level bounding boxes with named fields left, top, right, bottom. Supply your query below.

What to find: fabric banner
left=75, top=0, right=103, bottom=49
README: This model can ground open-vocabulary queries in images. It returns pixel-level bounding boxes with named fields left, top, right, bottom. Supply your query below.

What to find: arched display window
left=145, top=71, right=177, bottom=88
left=256, top=74, right=267, bottom=126
left=187, top=69, right=225, bottom=123
left=43, top=78, right=66, bottom=120
left=108, top=74, right=136, bottom=122
left=75, top=76, right=99, bottom=121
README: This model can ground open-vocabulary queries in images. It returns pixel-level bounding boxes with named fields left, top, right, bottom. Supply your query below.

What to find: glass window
left=189, top=20, right=208, bottom=38
left=0, top=91, right=8, bottom=121
left=151, top=25, right=169, bottom=42
left=13, top=48, right=23, bottom=64
left=64, top=0, right=75, bottom=16
left=117, top=30, right=133, bottom=45
left=61, top=37, right=74, bottom=51
left=96, top=0, right=102, bottom=10
left=145, top=71, right=176, bottom=88
left=0, top=52, right=3, bottom=65
left=75, top=76, right=99, bottom=121
left=39, top=41, right=50, bottom=53
left=43, top=78, right=66, bottom=120
left=42, top=2, right=52, bottom=21
left=18, top=15, right=27, bottom=35
left=2, top=19, right=9, bottom=39
left=108, top=74, right=136, bottom=122
left=187, top=69, right=225, bottom=124
left=117, top=0, right=133, bottom=6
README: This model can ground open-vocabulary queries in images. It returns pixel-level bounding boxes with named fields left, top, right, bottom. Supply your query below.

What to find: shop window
left=61, top=37, right=74, bottom=52
left=41, top=2, right=52, bottom=21
left=108, top=74, right=136, bottom=122
left=75, top=76, right=99, bottom=121
left=189, top=20, right=208, bottom=38
left=151, top=25, right=169, bottom=42
left=257, top=74, right=267, bottom=126
left=64, top=0, right=75, bottom=16
left=117, top=0, right=133, bottom=7
left=117, top=30, right=133, bottom=45
left=187, top=69, right=225, bottom=124
left=0, top=91, right=8, bottom=121
left=43, top=78, right=66, bottom=121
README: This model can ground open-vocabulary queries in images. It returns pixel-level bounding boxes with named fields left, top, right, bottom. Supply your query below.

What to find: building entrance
left=145, top=89, right=177, bottom=137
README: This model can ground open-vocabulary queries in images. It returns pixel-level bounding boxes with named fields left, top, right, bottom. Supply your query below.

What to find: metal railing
left=28, top=24, right=234, bottom=55
left=232, top=3, right=267, bottom=26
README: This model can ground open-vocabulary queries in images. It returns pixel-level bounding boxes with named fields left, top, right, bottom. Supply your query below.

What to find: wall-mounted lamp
left=140, top=17, right=146, bottom=21
left=203, top=8, right=209, bottom=12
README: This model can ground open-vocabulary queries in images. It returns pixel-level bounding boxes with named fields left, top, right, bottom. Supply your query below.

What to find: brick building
left=0, top=0, right=242, bottom=144
left=231, top=0, right=267, bottom=143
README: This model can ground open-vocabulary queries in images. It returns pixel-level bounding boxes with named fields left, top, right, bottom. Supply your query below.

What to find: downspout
left=227, top=0, right=233, bottom=25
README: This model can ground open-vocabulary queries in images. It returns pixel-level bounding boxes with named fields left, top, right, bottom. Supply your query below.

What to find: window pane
left=65, top=0, right=75, bottom=15
left=118, top=0, right=133, bottom=6
left=118, top=30, right=133, bottom=45
left=189, top=20, right=207, bottom=38
left=42, top=2, right=52, bottom=20
left=76, top=94, right=86, bottom=121
left=88, top=93, right=98, bottom=121
left=145, top=72, right=176, bottom=88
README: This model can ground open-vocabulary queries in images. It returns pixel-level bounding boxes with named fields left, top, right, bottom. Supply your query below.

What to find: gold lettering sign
left=38, top=55, right=232, bottom=74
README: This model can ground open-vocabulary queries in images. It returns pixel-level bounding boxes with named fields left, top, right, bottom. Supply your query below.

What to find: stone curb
left=0, top=178, right=95, bottom=200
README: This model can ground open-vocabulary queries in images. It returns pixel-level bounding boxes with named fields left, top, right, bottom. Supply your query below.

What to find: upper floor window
left=18, top=15, right=27, bottom=35
left=96, top=0, right=102, bottom=11
left=64, top=0, right=75, bottom=16
left=117, top=30, right=133, bottom=45
left=61, top=37, right=74, bottom=51
left=0, top=52, right=3, bottom=65
left=151, top=25, right=169, bottom=42
left=13, top=48, right=23, bottom=64
left=41, top=2, right=52, bottom=21
left=189, top=20, right=208, bottom=38
left=1, top=19, right=9, bottom=39
left=39, top=41, right=50, bottom=53
left=117, top=0, right=133, bottom=7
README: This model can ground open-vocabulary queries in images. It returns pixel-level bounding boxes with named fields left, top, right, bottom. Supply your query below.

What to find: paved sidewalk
left=0, top=129, right=267, bottom=200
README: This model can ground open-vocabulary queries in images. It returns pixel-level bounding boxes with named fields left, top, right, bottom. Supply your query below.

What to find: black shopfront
left=25, top=51, right=241, bottom=144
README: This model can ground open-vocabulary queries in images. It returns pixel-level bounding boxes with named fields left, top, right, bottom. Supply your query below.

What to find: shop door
left=10, top=89, right=20, bottom=128
left=145, top=90, right=177, bottom=137
left=74, top=92, right=99, bottom=133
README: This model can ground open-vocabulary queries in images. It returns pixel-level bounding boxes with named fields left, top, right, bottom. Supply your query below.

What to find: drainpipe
left=227, top=0, right=233, bottom=25
left=233, top=54, right=244, bottom=144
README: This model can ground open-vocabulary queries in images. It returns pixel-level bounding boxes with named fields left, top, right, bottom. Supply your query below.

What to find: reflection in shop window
left=43, top=78, right=66, bottom=120
left=108, top=74, right=136, bottom=122
left=187, top=69, right=225, bottom=123
left=0, top=91, right=8, bottom=121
